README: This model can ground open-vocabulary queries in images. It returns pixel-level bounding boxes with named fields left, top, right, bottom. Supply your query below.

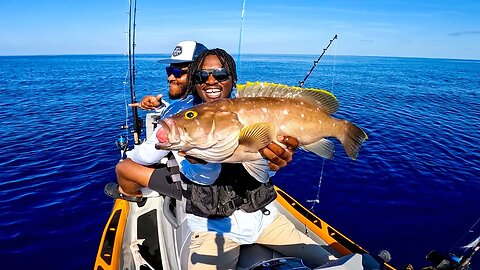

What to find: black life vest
left=181, top=163, right=277, bottom=218
left=155, top=153, right=277, bottom=218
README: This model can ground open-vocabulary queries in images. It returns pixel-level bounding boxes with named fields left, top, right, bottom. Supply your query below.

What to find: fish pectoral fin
left=243, top=159, right=270, bottom=183
left=301, top=138, right=335, bottom=159
left=238, top=123, right=275, bottom=152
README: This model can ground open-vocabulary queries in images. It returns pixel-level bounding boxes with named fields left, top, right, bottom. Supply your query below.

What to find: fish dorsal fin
left=237, top=82, right=339, bottom=115
left=238, top=122, right=275, bottom=152
left=300, top=87, right=339, bottom=114
left=237, top=82, right=286, bottom=98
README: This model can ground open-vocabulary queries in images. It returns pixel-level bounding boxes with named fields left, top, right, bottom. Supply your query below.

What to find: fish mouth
left=155, top=119, right=179, bottom=149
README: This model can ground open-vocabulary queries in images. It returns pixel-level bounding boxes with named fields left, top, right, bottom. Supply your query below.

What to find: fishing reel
left=115, top=135, right=129, bottom=160
left=423, top=250, right=464, bottom=270
left=420, top=234, right=479, bottom=270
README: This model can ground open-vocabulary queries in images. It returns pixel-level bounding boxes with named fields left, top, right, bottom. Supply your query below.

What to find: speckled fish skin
left=155, top=82, right=367, bottom=182
left=155, top=96, right=366, bottom=163
left=227, top=97, right=339, bottom=147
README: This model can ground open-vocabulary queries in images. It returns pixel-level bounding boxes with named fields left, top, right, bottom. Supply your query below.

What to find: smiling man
left=129, top=40, right=208, bottom=110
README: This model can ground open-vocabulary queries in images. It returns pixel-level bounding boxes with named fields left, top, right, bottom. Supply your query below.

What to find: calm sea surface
left=0, top=54, right=479, bottom=269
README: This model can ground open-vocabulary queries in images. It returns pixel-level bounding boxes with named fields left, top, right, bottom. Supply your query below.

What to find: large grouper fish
left=155, top=82, right=368, bottom=183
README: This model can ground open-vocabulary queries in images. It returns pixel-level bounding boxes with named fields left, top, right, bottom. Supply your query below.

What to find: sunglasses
left=194, top=68, right=230, bottom=84
left=166, top=66, right=188, bottom=78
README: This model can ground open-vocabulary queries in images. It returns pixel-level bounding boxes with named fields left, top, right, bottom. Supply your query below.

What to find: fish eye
left=184, top=110, right=198, bottom=119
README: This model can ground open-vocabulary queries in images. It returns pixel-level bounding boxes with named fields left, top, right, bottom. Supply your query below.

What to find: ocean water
left=0, top=54, right=479, bottom=269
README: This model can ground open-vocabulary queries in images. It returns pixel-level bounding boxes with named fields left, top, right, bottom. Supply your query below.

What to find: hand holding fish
left=260, top=136, right=299, bottom=171
left=179, top=135, right=299, bottom=170
left=129, top=94, right=163, bottom=110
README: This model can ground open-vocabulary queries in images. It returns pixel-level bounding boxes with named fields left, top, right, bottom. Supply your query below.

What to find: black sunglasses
left=194, top=68, right=230, bottom=84
left=166, top=66, right=188, bottom=78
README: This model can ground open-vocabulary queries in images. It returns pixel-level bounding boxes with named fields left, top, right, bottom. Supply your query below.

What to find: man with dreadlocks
left=108, top=47, right=298, bottom=203
left=107, top=48, right=333, bottom=269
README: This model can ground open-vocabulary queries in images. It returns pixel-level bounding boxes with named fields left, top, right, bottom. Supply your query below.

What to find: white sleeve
left=126, top=125, right=170, bottom=166
left=154, top=99, right=170, bottom=113
left=127, top=131, right=222, bottom=184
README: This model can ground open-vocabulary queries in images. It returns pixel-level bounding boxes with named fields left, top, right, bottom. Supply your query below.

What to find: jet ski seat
left=168, top=197, right=284, bottom=270
left=237, top=244, right=284, bottom=269
left=178, top=229, right=284, bottom=270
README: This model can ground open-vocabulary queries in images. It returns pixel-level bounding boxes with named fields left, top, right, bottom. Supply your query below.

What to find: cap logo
left=172, top=46, right=182, bottom=57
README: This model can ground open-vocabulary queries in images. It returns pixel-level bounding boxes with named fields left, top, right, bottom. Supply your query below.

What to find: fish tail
left=339, top=121, right=368, bottom=160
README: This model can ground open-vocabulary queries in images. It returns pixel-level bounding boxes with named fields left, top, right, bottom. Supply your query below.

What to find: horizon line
left=0, top=53, right=479, bottom=62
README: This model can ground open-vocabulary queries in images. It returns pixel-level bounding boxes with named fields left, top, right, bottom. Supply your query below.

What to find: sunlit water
left=0, top=54, right=479, bottom=269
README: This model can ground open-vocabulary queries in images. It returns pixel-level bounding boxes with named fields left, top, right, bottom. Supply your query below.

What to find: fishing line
left=449, top=216, right=480, bottom=252
left=122, top=12, right=131, bottom=137
left=306, top=158, right=325, bottom=210
left=331, top=38, right=337, bottom=91
left=302, top=35, right=338, bottom=211
left=127, top=0, right=134, bottom=103
left=236, top=0, right=247, bottom=73
left=118, top=69, right=131, bottom=160
left=122, top=59, right=130, bottom=138
left=131, top=0, right=137, bottom=89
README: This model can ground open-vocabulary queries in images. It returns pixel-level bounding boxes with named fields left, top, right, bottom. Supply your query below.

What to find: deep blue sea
left=1, top=54, right=479, bottom=269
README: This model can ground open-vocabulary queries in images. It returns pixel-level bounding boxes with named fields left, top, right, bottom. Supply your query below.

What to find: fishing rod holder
left=146, top=112, right=162, bottom=138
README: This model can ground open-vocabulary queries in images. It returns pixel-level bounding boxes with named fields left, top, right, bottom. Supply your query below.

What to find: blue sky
left=1, top=0, right=479, bottom=59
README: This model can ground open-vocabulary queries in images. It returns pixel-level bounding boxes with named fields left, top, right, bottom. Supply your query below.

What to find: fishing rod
left=436, top=218, right=480, bottom=269
left=298, top=34, right=337, bottom=88
left=423, top=237, right=479, bottom=270
left=236, top=0, right=247, bottom=69
left=304, top=35, right=338, bottom=211
left=459, top=236, right=480, bottom=269
left=128, top=0, right=142, bottom=145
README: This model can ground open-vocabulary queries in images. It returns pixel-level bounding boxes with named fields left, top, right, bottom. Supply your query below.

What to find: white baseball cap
left=158, top=41, right=208, bottom=64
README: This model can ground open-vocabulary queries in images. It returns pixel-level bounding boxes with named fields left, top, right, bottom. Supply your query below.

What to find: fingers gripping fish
left=155, top=82, right=368, bottom=183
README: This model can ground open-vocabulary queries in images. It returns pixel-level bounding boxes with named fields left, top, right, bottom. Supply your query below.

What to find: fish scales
left=155, top=82, right=368, bottom=182
left=228, top=97, right=340, bottom=146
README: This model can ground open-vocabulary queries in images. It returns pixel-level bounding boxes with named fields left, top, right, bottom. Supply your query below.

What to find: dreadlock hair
left=184, top=48, right=237, bottom=99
